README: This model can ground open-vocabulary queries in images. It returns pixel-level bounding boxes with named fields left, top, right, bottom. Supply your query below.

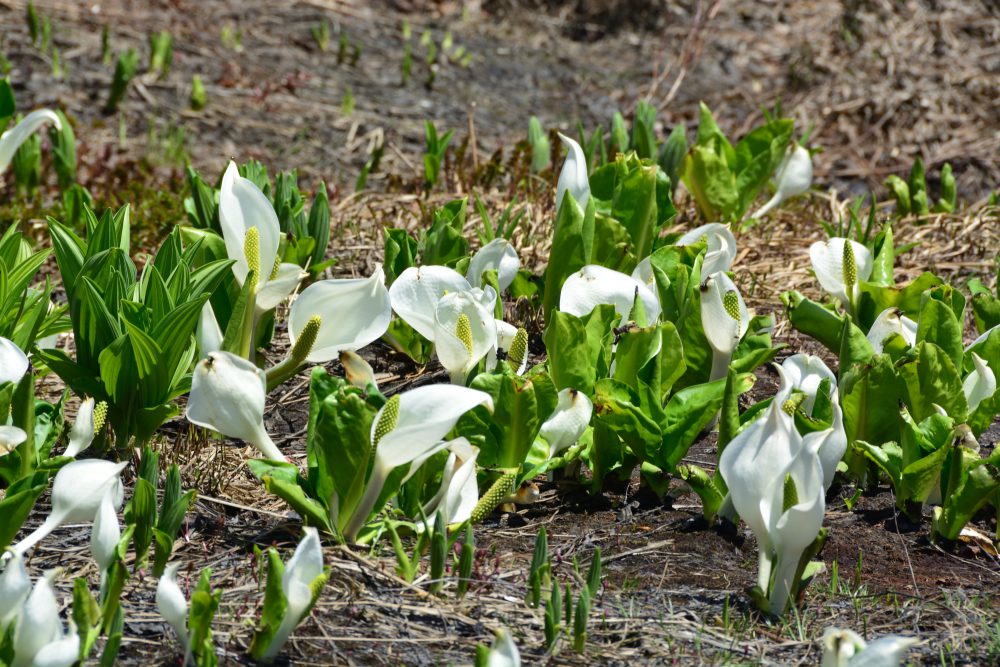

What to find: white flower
left=389, top=265, right=472, bottom=341
left=0, top=109, right=62, bottom=175
left=64, top=397, right=96, bottom=458
left=433, top=288, right=498, bottom=384
left=540, top=388, right=593, bottom=458
left=700, top=271, right=750, bottom=381
left=555, top=133, right=590, bottom=213
left=866, top=308, right=917, bottom=354
left=677, top=223, right=737, bottom=279
left=719, top=364, right=826, bottom=615
left=12, top=570, right=77, bottom=667
left=12, top=459, right=127, bottom=557
left=779, top=355, right=847, bottom=490
left=964, top=353, right=996, bottom=413
left=809, top=238, right=873, bottom=313
left=485, top=627, right=521, bottom=667
left=821, top=627, right=917, bottom=667
left=0, top=551, right=30, bottom=633
left=753, top=144, right=813, bottom=219
left=560, top=264, right=661, bottom=322
left=262, top=527, right=326, bottom=662
left=288, top=265, right=392, bottom=363
left=467, top=238, right=520, bottom=292
left=343, top=385, right=494, bottom=542
left=219, top=161, right=306, bottom=312
left=0, top=336, right=30, bottom=384
left=156, top=562, right=189, bottom=654
left=186, top=351, right=283, bottom=461
left=196, top=301, right=223, bottom=356
left=0, top=426, right=27, bottom=457
left=90, top=485, right=121, bottom=573
left=420, top=438, right=480, bottom=526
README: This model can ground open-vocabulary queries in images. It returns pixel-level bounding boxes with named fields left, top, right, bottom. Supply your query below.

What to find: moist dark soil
left=2, top=0, right=1000, bottom=665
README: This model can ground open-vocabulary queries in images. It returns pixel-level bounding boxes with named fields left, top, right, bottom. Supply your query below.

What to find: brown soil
left=2, top=0, right=999, bottom=665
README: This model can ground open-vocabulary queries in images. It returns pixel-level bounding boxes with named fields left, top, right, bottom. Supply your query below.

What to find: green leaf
left=249, top=549, right=288, bottom=660
left=898, top=342, right=968, bottom=423
left=542, top=195, right=594, bottom=319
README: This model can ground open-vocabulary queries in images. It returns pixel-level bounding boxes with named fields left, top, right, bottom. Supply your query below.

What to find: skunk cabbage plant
left=560, top=264, right=660, bottom=322
left=809, top=238, right=873, bottom=316
left=0, top=336, right=29, bottom=384
left=555, top=133, right=590, bottom=213
left=700, top=271, right=750, bottom=381
left=0, top=109, right=62, bottom=175
left=753, top=144, right=813, bottom=219
left=821, top=628, right=917, bottom=667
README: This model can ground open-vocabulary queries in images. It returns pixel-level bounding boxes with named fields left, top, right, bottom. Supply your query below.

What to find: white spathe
left=541, top=388, right=593, bottom=458
left=0, top=551, right=30, bottom=633
left=186, top=351, right=283, bottom=461
left=11, top=459, right=127, bottom=557
left=718, top=365, right=826, bottom=615
left=486, top=320, right=527, bottom=375
left=677, top=222, right=738, bottom=279
left=262, top=527, right=326, bottom=662
left=343, top=385, right=494, bottom=541
left=809, top=238, right=873, bottom=312
left=700, top=271, right=750, bottom=381
left=964, top=352, right=996, bottom=413
left=555, top=133, right=590, bottom=213
left=218, top=161, right=305, bottom=309
left=0, top=425, right=27, bottom=456
left=90, top=485, right=121, bottom=573
left=197, top=300, right=224, bottom=356
left=64, top=397, right=96, bottom=458
left=467, top=238, right=520, bottom=292
left=780, top=354, right=848, bottom=490
left=424, top=438, right=481, bottom=526
left=156, top=562, right=189, bottom=654
left=0, top=336, right=30, bottom=385
left=433, top=287, right=498, bottom=384
left=486, top=628, right=521, bottom=667
left=821, top=627, right=917, bottom=667
left=388, top=265, right=472, bottom=341
left=0, top=109, right=62, bottom=175
left=289, top=265, right=392, bottom=363
left=11, top=570, right=73, bottom=667
left=866, top=308, right=917, bottom=354
left=753, top=144, right=813, bottom=219
left=560, top=264, right=661, bottom=322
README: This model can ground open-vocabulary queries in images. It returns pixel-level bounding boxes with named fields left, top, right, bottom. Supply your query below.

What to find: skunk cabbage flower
left=821, top=627, right=917, bottom=667
left=541, top=388, right=593, bottom=458
left=700, top=272, right=750, bottom=381
left=12, top=459, right=127, bottom=556
left=12, top=570, right=79, bottom=667
left=555, top=133, right=590, bottom=213
left=197, top=301, right=224, bottom=356
left=468, top=238, right=520, bottom=292
left=288, top=265, right=392, bottom=363
left=779, top=354, right=847, bottom=489
left=753, top=144, right=813, bottom=219
left=677, top=223, right=737, bottom=279
left=90, top=486, right=121, bottom=573
left=809, top=238, right=873, bottom=314
left=560, top=264, right=661, bottom=322
left=389, top=265, right=472, bottom=341
left=64, top=397, right=101, bottom=458
left=0, top=109, right=62, bottom=175
left=156, top=562, right=189, bottom=658
left=340, top=350, right=379, bottom=391
left=262, top=527, right=327, bottom=662
left=187, top=351, right=283, bottom=461
left=343, top=385, right=493, bottom=541
left=487, top=320, right=529, bottom=375
left=0, top=551, right=30, bottom=632
left=434, top=288, right=498, bottom=384
left=485, top=627, right=521, bottom=667
left=866, top=308, right=917, bottom=354
left=964, top=353, right=996, bottom=413
left=219, top=161, right=306, bottom=311
left=0, top=336, right=29, bottom=384
left=719, top=364, right=826, bottom=615
left=420, top=438, right=480, bottom=526
left=0, top=426, right=27, bottom=456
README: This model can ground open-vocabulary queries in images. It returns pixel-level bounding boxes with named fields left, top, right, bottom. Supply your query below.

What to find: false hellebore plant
left=718, top=356, right=846, bottom=615
left=250, top=375, right=493, bottom=543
